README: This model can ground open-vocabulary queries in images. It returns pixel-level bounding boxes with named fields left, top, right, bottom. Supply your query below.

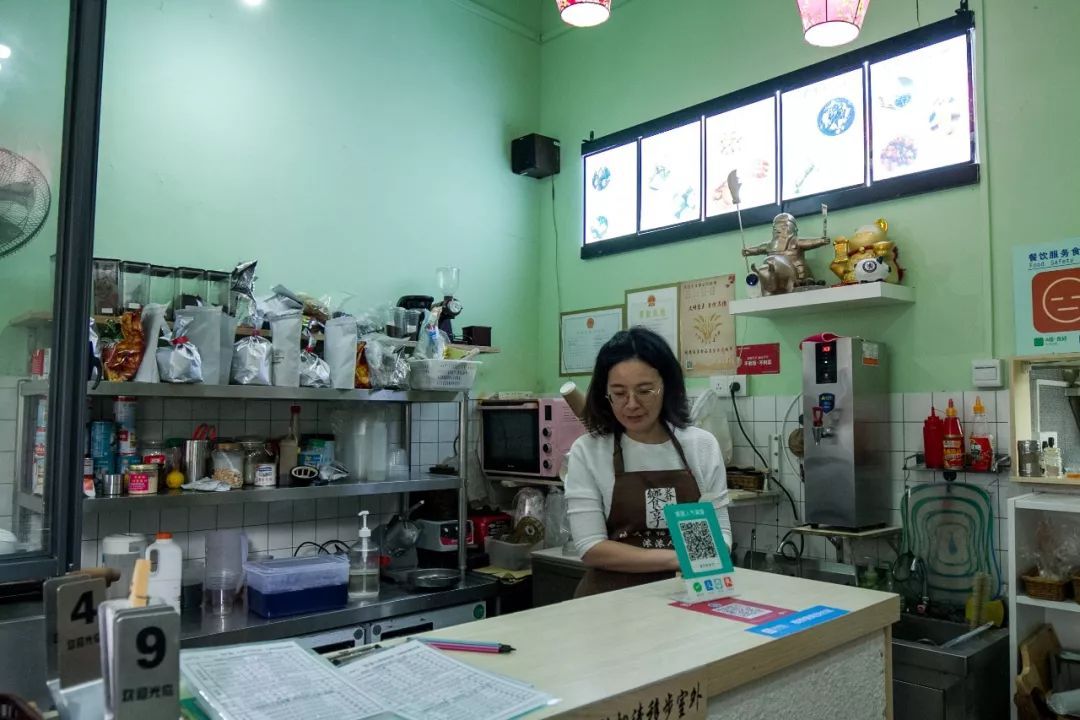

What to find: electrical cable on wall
left=729, top=386, right=800, bottom=526
left=551, top=177, right=564, bottom=315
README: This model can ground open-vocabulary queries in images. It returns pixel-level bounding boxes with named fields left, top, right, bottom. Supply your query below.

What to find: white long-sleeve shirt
left=564, top=425, right=733, bottom=558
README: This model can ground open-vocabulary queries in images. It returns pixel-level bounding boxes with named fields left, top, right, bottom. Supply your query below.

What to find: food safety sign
left=1014, top=240, right=1080, bottom=355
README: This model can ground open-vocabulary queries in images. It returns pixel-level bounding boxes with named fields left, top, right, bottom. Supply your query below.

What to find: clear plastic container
left=348, top=511, right=380, bottom=600
left=148, top=265, right=178, bottom=317
left=176, top=267, right=207, bottom=311
left=485, top=537, right=538, bottom=571
left=119, top=260, right=151, bottom=312
left=206, top=270, right=231, bottom=310
left=92, top=258, right=121, bottom=316
left=244, top=555, right=349, bottom=618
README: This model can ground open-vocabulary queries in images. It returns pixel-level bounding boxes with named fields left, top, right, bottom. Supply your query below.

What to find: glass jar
left=211, top=442, right=244, bottom=489
left=141, top=439, right=167, bottom=467
left=242, top=439, right=276, bottom=488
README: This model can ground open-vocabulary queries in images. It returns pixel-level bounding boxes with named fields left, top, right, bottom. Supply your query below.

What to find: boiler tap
left=811, top=406, right=833, bottom=444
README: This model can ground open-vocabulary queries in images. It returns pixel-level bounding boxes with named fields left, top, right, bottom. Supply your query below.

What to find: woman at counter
left=565, top=327, right=732, bottom=597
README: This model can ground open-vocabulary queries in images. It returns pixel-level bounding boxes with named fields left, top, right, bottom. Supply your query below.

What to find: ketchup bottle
left=923, top=407, right=944, bottom=469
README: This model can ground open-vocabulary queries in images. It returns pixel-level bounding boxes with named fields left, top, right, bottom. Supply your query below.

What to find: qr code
left=644, top=487, right=676, bottom=529
left=714, top=602, right=770, bottom=620
left=681, top=519, right=717, bottom=560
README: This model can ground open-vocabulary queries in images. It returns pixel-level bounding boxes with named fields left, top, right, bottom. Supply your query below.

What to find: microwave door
left=481, top=405, right=541, bottom=476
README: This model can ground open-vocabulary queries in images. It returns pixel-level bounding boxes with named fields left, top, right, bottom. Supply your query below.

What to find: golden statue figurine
left=829, top=218, right=905, bottom=285
left=742, top=212, right=830, bottom=296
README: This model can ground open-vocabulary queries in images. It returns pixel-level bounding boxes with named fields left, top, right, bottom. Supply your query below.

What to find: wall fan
left=0, top=148, right=51, bottom=259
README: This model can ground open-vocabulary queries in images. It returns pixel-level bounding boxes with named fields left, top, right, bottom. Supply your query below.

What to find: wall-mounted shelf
left=1010, top=475, right=1080, bottom=487
left=19, top=380, right=463, bottom=403
left=728, top=283, right=914, bottom=318
left=1015, top=594, right=1080, bottom=614
left=82, top=473, right=461, bottom=511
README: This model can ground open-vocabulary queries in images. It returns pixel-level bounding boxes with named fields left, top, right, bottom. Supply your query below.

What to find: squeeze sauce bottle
left=923, top=407, right=944, bottom=469
left=942, top=399, right=965, bottom=471
left=968, top=396, right=994, bottom=472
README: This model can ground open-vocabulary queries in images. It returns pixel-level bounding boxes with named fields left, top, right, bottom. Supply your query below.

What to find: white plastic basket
left=409, top=360, right=480, bottom=391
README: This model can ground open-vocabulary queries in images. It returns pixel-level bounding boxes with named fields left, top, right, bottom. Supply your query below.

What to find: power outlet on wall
left=710, top=374, right=747, bottom=397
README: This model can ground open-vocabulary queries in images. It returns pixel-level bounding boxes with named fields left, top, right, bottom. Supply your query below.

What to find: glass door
left=0, top=0, right=102, bottom=581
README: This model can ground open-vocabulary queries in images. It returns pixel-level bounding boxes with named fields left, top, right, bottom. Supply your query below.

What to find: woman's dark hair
left=581, top=326, right=691, bottom=435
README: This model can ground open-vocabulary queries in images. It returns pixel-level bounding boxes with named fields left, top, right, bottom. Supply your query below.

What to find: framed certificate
left=560, top=305, right=624, bottom=376
left=624, top=284, right=679, bottom=355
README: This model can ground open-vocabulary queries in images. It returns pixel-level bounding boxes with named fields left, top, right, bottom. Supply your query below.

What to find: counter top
left=181, top=573, right=499, bottom=648
left=416, top=568, right=899, bottom=717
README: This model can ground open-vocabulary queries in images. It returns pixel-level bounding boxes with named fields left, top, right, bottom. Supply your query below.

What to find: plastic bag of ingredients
left=363, top=333, right=410, bottom=389
left=300, top=320, right=330, bottom=388
left=690, top=388, right=734, bottom=466
left=175, top=306, right=223, bottom=384
left=269, top=309, right=302, bottom=387
left=156, top=314, right=203, bottom=383
left=412, top=307, right=448, bottom=360
left=134, top=303, right=167, bottom=383
left=101, top=310, right=145, bottom=382
left=231, top=314, right=273, bottom=386
left=324, top=315, right=357, bottom=389
left=355, top=341, right=371, bottom=389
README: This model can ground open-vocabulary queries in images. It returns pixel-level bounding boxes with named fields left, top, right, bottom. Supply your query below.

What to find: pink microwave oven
left=479, top=398, right=587, bottom=478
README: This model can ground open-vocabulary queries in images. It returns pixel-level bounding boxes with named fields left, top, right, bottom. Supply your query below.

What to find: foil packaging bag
left=231, top=333, right=273, bottom=385
left=300, top=351, right=331, bottom=388
left=175, top=306, right=223, bottom=384
left=156, top=316, right=204, bottom=383
left=269, top=310, right=302, bottom=387
left=324, top=315, right=358, bottom=390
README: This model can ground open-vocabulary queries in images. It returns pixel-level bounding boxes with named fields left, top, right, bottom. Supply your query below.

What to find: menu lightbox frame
left=580, top=11, right=978, bottom=259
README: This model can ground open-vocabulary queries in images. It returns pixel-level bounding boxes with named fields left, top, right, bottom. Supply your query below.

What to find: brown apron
left=574, top=429, right=701, bottom=598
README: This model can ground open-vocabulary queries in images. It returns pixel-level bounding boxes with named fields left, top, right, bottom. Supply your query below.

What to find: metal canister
left=101, top=473, right=125, bottom=497
left=125, top=464, right=159, bottom=495
left=184, top=439, right=210, bottom=484
left=113, top=396, right=137, bottom=428
left=1018, top=440, right=1042, bottom=477
left=89, top=420, right=116, bottom=459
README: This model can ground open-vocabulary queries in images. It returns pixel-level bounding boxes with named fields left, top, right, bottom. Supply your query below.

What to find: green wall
left=536, top=0, right=1080, bottom=394
left=90, top=0, right=541, bottom=392
left=0, top=0, right=69, bottom=374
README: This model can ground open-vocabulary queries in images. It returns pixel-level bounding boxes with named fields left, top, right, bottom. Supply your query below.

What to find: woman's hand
left=581, top=540, right=682, bottom=574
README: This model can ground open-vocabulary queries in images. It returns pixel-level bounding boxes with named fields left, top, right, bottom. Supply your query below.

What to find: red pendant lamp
left=796, top=0, right=870, bottom=47
left=557, top=0, right=612, bottom=28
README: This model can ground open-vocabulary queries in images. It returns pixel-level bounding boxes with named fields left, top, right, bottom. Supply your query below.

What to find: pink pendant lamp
left=796, top=0, right=870, bottom=47
left=557, top=0, right=612, bottom=28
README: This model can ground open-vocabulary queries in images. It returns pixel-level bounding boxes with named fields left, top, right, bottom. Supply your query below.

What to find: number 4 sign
left=663, top=502, right=736, bottom=602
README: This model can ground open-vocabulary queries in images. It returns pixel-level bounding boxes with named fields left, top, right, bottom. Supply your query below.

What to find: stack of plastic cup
left=203, top=529, right=247, bottom=615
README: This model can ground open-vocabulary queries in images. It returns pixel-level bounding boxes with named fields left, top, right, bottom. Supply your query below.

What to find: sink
left=891, top=613, right=1009, bottom=720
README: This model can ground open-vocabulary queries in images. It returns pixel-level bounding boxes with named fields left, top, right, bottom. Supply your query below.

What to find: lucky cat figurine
left=830, top=218, right=905, bottom=284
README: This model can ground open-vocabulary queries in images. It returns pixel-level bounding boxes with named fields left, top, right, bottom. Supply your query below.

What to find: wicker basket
left=409, top=360, right=480, bottom=391
left=727, top=470, right=766, bottom=492
left=1021, top=568, right=1070, bottom=602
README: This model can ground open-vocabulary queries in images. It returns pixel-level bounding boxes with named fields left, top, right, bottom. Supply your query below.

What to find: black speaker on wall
left=511, top=133, right=560, bottom=179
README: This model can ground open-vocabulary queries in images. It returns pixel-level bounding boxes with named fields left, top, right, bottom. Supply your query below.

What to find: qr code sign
left=644, top=487, right=676, bottom=529
left=713, top=602, right=770, bottom=620
left=678, top=518, right=722, bottom=573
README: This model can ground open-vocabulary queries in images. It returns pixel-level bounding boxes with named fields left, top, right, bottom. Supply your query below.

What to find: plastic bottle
left=146, top=532, right=183, bottom=612
left=942, top=399, right=964, bottom=471
left=967, top=396, right=994, bottom=472
left=1041, top=437, right=1062, bottom=478
left=922, top=407, right=944, bottom=469
left=279, top=405, right=301, bottom=485
left=348, top=511, right=380, bottom=599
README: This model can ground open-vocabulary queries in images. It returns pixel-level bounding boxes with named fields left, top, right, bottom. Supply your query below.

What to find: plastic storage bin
left=244, top=555, right=349, bottom=618
left=409, top=360, right=480, bottom=391
left=485, top=537, right=539, bottom=571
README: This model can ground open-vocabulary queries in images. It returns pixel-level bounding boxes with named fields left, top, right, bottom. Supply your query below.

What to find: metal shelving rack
left=15, top=379, right=475, bottom=575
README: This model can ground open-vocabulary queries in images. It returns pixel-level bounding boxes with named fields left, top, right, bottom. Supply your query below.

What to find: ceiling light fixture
left=0, top=45, right=11, bottom=60
left=556, top=0, right=611, bottom=28
left=241, top=0, right=265, bottom=7
left=796, top=0, right=870, bottom=47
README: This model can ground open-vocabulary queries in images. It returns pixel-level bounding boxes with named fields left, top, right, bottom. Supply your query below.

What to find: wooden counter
left=421, top=568, right=900, bottom=718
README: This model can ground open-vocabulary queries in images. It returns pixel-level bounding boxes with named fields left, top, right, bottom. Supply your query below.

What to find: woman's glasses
left=606, top=385, right=663, bottom=408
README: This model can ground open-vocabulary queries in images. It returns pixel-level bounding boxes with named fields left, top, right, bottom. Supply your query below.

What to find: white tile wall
left=725, top=390, right=1015, bottom=594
